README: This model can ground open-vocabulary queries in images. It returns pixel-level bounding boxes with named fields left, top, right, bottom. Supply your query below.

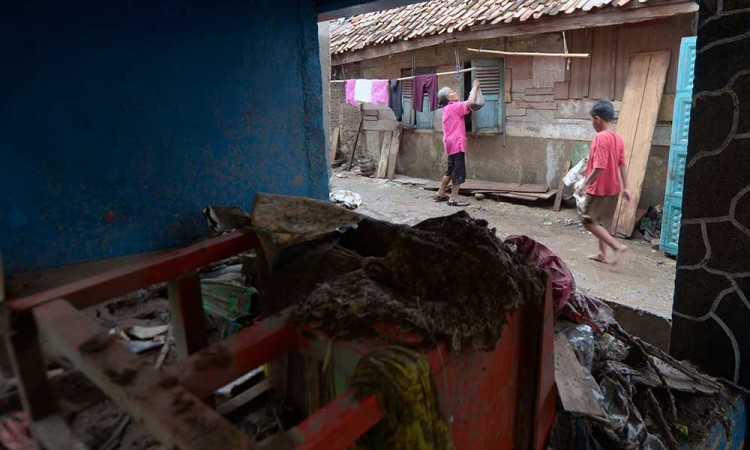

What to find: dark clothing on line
left=389, top=79, right=403, bottom=122
left=413, top=74, right=438, bottom=112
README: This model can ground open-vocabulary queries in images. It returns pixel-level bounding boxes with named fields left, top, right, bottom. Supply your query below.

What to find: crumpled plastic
left=505, top=235, right=576, bottom=314
left=595, top=376, right=667, bottom=450
left=330, top=190, right=362, bottom=209
left=560, top=292, right=616, bottom=334
left=557, top=322, right=595, bottom=373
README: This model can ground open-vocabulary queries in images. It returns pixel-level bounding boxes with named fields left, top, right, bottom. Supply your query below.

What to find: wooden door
left=660, top=36, right=697, bottom=256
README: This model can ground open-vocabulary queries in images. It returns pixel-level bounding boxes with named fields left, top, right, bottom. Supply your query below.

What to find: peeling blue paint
left=0, top=0, right=328, bottom=274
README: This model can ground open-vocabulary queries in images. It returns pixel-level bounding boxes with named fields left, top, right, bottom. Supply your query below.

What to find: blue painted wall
left=0, top=0, right=328, bottom=274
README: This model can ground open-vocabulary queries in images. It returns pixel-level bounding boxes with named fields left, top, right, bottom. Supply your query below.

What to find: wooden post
left=386, top=124, right=403, bottom=180
left=167, top=272, right=207, bottom=359
left=554, top=160, right=571, bottom=212
left=329, top=126, right=340, bottom=165
left=347, top=105, right=364, bottom=171
left=4, top=310, right=58, bottom=420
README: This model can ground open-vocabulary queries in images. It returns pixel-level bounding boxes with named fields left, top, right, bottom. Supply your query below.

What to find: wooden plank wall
left=589, top=27, right=617, bottom=100
left=565, top=15, right=692, bottom=102
left=568, top=28, right=592, bottom=99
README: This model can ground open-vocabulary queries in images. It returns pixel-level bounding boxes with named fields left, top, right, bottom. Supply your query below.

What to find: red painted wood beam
left=34, top=299, right=256, bottom=450
left=8, top=230, right=259, bottom=312
left=290, top=393, right=383, bottom=450
left=169, top=313, right=298, bottom=400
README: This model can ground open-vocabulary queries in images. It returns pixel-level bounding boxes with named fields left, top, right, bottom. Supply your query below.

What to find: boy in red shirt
left=577, top=100, right=631, bottom=264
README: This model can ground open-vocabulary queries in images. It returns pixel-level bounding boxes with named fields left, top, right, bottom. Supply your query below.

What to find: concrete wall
left=331, top=17, right=693, bottom=210
left=0, top=0, right=328, bottom=275
left=671, top=2, right=750, bottom=388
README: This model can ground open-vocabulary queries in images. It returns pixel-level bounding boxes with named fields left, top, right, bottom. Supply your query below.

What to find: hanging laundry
left=413, top=74, right=438, bottom=112
left=345, top=79, right=390, bottom=106
left=389, top=79, right=403, bottom=122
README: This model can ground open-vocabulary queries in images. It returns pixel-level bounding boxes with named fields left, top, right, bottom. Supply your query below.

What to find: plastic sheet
left=596, top=376, right=653, bottom=450
left=557, top=322, right=595, bottom=373
left=560, top=292, right=615, bottom=334
left=505, top=235, right=576, bottom=314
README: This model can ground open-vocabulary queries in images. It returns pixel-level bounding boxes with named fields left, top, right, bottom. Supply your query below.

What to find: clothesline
left=466, top=47, right=590, bottom=58
left=330, top=67, right=476, bottom=83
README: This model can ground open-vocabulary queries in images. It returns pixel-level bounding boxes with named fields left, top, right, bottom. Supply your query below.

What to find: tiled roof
left=331, top=0, right=648, bottom=55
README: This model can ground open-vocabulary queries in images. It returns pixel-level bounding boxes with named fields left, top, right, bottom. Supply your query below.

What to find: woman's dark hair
left=589, top=99, right=615, bottom=122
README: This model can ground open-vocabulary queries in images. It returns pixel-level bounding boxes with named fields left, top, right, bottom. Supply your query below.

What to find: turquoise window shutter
left=471, top=59, right=504, bottom=133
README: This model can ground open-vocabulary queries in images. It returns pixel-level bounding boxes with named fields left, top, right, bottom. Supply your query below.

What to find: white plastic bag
left=563, top=157, right=588, bottom=187
left=470, top=86, right=485, bottom=111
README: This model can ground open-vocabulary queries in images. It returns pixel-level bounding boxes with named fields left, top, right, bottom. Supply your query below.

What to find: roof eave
left=331, top=0, right=697, bottom=66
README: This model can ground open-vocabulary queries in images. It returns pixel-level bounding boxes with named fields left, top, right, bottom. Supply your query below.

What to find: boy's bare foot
left=611, top=246, right=629, bottom=265
left=587, top=254, right=608, bottom=264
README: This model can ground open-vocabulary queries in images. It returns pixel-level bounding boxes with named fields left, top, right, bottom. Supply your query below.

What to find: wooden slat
left=35, top=300, right=256, bottom=450
left=7, top=230, right=259, bottom=312
left=611, top=52, right=671, bottom=238
left=329, top=126, right=340, bottom=164
left=589, top=26, right=617, bottom=99
left=568, top=28, right=592, bottom=99
left=217, top=379, right=271, bottom=416
left=554, top=334, right=607, bottom=418
left=376, top=132, right=392, bottom=178
left=167, top=273, right=208, bottom=359
left=424, top=180, right=548, bottom=193
left=386, top=124, right=403, bottom=179
left=505, top=68, right=512, bottom=103
left=657, top=94, right=675, bottom=122
left=554, top=160, right=571, bottom=212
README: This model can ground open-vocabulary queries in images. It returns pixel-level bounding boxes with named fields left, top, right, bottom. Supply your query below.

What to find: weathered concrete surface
left=0, top=0, right=328, bottom=275
left=332, top=174, right=676, bottom=319
left=395, top=132, right=669, bottom=211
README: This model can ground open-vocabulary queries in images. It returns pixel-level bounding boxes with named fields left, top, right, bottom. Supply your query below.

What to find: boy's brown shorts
left=578, top=194, right=619, bottom=229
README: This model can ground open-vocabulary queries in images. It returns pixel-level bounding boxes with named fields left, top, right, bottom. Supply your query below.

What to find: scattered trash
left=543, top=220, right=552, bottom=225
left=126, top=339, right=164, bottom=354
left=329, top=190, right=362, bottom=209
left=334, top=173, right=348, bottom=178
left=563, top=218, right=579, bottom=227
left=0, top=412, right=38, bottom=450
left=474, top=193, right=486, bottom=200
left=638, top=206, right=663, bottom=241
left=126, top=324, right=170, bottom=340
left=203, top=206, right=252, bottom=233
left=201, top=279, right=258, bottom=337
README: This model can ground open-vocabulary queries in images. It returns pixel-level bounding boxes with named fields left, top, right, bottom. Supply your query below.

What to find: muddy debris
left=294, top=211, right=545, bottom=351
left=79, top=332, right=116, bottom=354
left=193, top=345, right=234, bottom=371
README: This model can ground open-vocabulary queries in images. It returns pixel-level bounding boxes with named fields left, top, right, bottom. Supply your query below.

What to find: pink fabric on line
left=345, top=80, right=357, bottom=106
left=345, top=79, right=389, bottom=106
left=370, top=80, right=389, bottom=106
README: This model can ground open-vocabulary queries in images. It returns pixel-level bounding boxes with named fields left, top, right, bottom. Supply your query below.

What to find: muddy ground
left=331, top=173, right=676, bottom=319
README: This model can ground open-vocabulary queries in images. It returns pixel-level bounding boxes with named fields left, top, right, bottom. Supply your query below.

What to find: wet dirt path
left=332, top=175, right=676, bottom=318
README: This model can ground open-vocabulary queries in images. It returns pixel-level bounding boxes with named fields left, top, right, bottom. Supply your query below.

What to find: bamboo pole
left=466, top=47, right=590, bottom=58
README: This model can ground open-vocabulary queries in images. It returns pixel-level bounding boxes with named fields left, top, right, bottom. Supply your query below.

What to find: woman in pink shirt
left=433, top=80, right=481, bottom=207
